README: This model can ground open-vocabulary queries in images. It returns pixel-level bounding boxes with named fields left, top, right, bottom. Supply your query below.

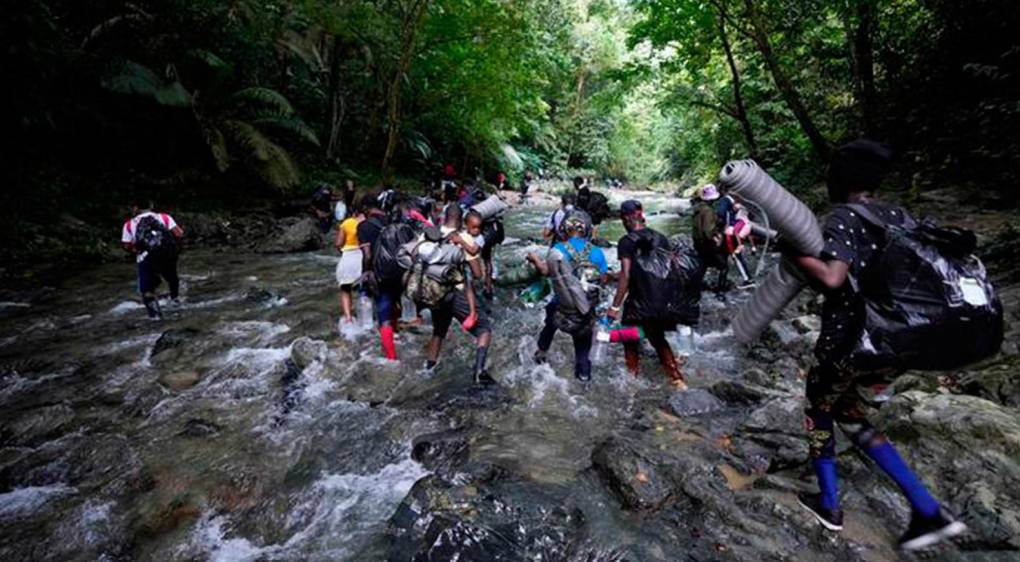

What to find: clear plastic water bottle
left=401, top=295, right=417, bottom=322
left=358, top=293, right=374, bottom=330
left=592, top=318, right=611, bottom=365
left=672, top=325, right=696, bottom=357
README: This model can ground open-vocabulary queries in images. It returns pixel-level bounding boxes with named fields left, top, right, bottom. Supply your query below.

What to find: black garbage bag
left=848, top=204, right=1003, bottom=371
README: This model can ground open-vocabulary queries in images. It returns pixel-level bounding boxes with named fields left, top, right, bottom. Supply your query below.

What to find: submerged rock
left=151, top=328, right=201, bottom=357
left=178, top=418, right=221, bottom=438
left=290, top=337, right=327, bottom=370
left=158, top=370, right=201, bottom=391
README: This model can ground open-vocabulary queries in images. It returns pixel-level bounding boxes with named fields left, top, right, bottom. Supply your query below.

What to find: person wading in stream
left=416, top=206, right=494, bottom=385
left=334, top=204, right=364, bottom=325
left=358, top=197, right=406, bottom=360
left=526, top=210, right=608, bottom=382
left=121, top=201, right=184, bottom=319
left=785, top=139, right=966, bottom=549
left=543, top=193, right=575, bottom=245
left=607, top=200, right=686, bottom=389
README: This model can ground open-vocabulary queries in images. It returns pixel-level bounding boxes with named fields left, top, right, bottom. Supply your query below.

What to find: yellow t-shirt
left=339, top=217, right=361, bottom=250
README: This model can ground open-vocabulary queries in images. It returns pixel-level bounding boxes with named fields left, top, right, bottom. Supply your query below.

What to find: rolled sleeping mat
left=495, top=262, right=540, bottom=287
left=471, top=196, right=510, bottom=221
left=733, top=258, right=808, bottom=343
left=718, top=160, right=823, bottom=256
left=717, top=160, right=823, bottom=343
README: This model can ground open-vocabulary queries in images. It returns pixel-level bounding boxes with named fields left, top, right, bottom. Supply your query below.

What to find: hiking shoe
left=575, top=369, right=592, bottom=383
left=797, top=492, right=844, bottom=532
left=473, top=370, right=496, bottom=386
left=898, top=507, right=967, bottom=551
left=533, top=349, right=548, bottom=365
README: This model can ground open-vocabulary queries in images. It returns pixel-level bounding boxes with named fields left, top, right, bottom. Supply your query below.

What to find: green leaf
left=101, top=60, right=191, bottom=107
left=231, top=87, right=295, bottom=115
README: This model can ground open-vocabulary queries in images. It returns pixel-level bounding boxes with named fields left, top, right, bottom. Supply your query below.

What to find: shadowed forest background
left=3, top=0, right=1019, bottom=266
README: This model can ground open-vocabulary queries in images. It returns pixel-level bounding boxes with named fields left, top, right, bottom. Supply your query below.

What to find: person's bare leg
left=340, top=288, right=353, bottom=323
left=427, top=335, right=444, bottom=363
left=623, top=341, right=641, bottom=376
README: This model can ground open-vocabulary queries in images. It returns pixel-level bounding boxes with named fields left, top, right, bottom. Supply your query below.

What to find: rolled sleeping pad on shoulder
left=717, top=160, right=824, bottom=344
left=718, top=160, right=823, bottom=256
left=471, top=196, right=510, bottom=221
left=749, top=221, right=778, bottom=241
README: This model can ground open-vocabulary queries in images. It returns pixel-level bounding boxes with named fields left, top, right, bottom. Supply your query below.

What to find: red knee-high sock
left=379, top=325, right=397, bottom=360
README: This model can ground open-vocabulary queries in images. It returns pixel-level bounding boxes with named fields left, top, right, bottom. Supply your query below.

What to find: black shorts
left=430, top=291, right=490, bottom=339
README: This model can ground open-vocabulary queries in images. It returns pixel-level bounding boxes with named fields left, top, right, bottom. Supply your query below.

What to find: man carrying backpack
left=692, top=184, right=729, bottom=296
left=785, top=140, right=969, bottom=549
left=526, top=210, right=608, bottom=382
left=121, top=201, right=184, bottom=319
left=543, top=193, right=576, bottom=244
left=606, top=200, right=687, bottom=389
left=358, top=198, right=409, bottom=360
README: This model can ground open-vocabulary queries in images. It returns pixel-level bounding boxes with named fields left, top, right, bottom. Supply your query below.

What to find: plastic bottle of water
left=358, top=293, right=374, bottom=330
left=672, top=325, right=696, bottom=357
left=592, top=318, right=611, bottom=365
left=401, top=295, right=417, bottom=322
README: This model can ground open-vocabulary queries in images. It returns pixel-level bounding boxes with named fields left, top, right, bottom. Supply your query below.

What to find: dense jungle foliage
left=3, top=0, right=1019, bottom=258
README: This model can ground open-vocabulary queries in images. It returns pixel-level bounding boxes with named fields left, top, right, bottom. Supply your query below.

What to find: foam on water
left=186, top=457, right=427, bottom=561
left=0, top=484, right=76, bottom=519
left=108, top=301, right=143, bottom=315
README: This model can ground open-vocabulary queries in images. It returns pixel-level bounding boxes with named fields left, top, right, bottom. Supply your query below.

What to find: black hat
left=620, top=199, right=643, bottom=216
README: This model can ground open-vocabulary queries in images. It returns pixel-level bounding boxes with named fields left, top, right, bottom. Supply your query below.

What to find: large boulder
left=257, top=217, right=325, bottom=253
left=875, top=391, right=1020, bottom=550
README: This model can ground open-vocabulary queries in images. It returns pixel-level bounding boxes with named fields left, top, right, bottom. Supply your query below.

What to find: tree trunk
left=846, top=0, right=878, bottom=135
left=742, top=0, right=830, bottom=160
left=381, top=0, right=429, bottom=174
left=717, top=11, right=759, bottom=161
left=326, top=36, right=348, bottom=160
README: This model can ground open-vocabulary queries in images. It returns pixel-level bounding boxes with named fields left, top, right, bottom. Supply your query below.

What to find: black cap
left=620, top=200, right=643, bottom=215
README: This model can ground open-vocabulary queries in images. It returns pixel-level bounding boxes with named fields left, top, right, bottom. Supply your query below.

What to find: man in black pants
left=121, top=202, right=184, bottom=319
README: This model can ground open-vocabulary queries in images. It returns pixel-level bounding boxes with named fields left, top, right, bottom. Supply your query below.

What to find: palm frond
left=220, top=119, right=300, bottom=191
left=251, top=116, right=321, bottom=147
left=231, top=87, right=295, bottom=115
left=101, top=60, right=191, bottom=107
left=202, top=125, right=230, bottom=172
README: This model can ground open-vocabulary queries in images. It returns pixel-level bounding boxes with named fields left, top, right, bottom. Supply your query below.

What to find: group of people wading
left=119, top=141, right=996, bottom=551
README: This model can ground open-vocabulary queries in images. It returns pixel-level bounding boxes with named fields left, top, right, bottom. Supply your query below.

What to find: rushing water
left=0, top=190, right=769, bottom=561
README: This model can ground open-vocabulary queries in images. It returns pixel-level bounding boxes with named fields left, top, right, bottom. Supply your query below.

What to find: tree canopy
left=5, top=0, right=1018, bottom=220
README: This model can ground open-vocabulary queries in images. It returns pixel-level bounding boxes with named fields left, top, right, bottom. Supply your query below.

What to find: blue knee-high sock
left=864, top=441, right=939, bottom=518
left=812, top=457, right=840, bottom=511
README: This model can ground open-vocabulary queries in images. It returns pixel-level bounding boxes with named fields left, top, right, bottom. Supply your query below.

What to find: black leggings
left=537, top=300, right=593, bottom=379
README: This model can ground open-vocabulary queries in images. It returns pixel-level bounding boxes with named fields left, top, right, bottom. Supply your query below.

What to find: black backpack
left=844, top=204, right=1003, bottom=371
left=134, top=214, right=177, bottom=259
left=624, top=230, right=703, bottom=327
left=373, top=222, right=417, bottom=284
left=482, top=219, right=505, bottom=247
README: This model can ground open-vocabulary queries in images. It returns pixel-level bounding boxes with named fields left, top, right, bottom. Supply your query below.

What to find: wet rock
left=591, top=437, right=676, bottom=511
left=411, top=430, right=470, bottom=477
left=957, top=356, right=1020, bottom=407
left=791, top=315, right=821, bottom=334
left=735, top=396, right=809, bottom=471
left=178, top=418, right=221, bottom=438
left=151, top=328, right=201, bottom=357
left=290, top=337, right=327, bottom=370
left=158, top=370, right=201, bottom=391
left=243, top=285, right=277, bottom=304
left=667, top=389, right=726, bottom=417
left=386, top=474, right=585, bottom=561
left=0, top=403, right=74, bottom=446
left=257, top=217, right=324, bottom=253
left=710, top=380, right=769, bottom=406
left=875, top=391, right=1020, bottom=549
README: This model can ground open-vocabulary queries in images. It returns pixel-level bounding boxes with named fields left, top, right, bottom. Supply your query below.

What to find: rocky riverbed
left=0, top=188, right=1017, bottom=561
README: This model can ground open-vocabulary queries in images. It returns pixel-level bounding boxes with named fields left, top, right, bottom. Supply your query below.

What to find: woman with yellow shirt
left=335, top=210, right=365, bottom=324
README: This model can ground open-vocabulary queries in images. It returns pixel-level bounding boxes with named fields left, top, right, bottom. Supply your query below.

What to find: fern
left=220, top=120, right=299, bottom=191
left=101, top=60, right=191, bottom=107
left=251, top=116, right=320, bottom=147
left=231, top=87, right=295, bottom=115
left=202, top=125, right=230, bottom=172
